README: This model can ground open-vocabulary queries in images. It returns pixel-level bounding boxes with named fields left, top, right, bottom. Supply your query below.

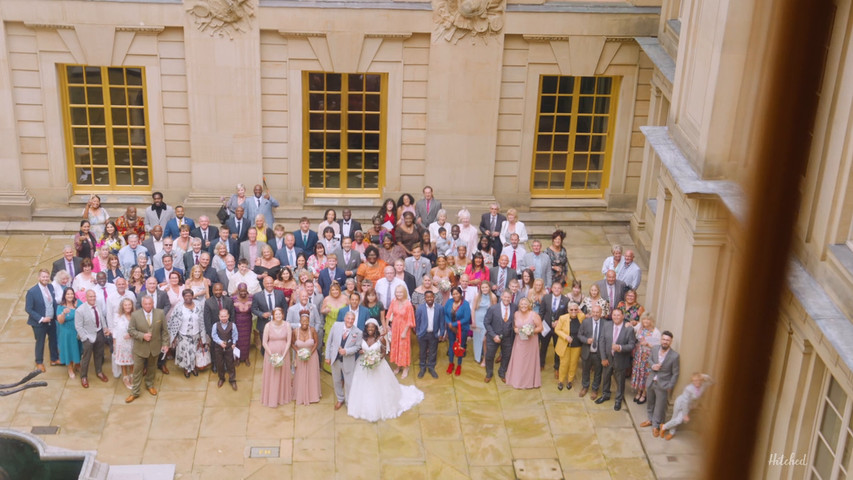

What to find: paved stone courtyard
left=0, top=230, right=700, bottom=479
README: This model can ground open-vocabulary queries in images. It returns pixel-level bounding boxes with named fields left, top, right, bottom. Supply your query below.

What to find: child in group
left=660, top=372, right=714, bottom=440
left=436, top=227, right=454, bottom=257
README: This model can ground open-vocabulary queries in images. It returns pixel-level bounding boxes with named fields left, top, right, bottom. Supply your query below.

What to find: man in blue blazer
left=162, top=205, right=196, bottom=240
left=274, top=233, right=303, bottom=268
left=24, top=269, right=59, bottom=370
left=336, top=291, right=370, bottom=331
left=153, top=253, right=184, bottom=284
left=209, top=226, right=239, bottom=259
left=226, top=206, right=251, bottom=243
left=415, top=291, right=446, bottom=379
left=293, top=217, right=318, bottom=254
left=317, top=254, right=347, bottom=297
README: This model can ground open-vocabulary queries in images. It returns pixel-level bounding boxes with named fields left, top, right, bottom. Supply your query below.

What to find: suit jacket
left=540, top=293, right=569, bottom=327
left=226, top=216, right=251, bottom=243
left=333, top=248, right=362, bottom=278
left=239, top=241, right=264, bottom=266
left=128, top=308, right=169, bottom=358
left=554, top=312, right=585, bottom=357
left=75, top=302, right=104, bottom=343
left=598, top=320, right=636, bottom=370
left=154, top=267, right=184, bottom=284
left=244, top=195, right=279, bottom=227
left=489, top=267, right=518, bottom=291
left=404, top=256, right=432, bottom=286
left=182, top=250, right=206, bottom=273
left=267, top=236, right=287, bottom=256
left=25, top=283, right=56, bottom=327
left=594, top=279, right=628, bottom=314
left=251, top=289, right=288, bottom=322
left=317, top=267, right=347, bottom=297
left=163, top=217, right=196, bottom=240
left=293, top=229, right=319, bottom=254
left=577, top=316, right=604, bottom=360
left=336, top=305, right=371, bottom=331
left=324, top=322, right=362, bottom=371
left=414, top=198, right=442, bottom=227
left=415, top=302, right=446, bottom=339
left=209, top=236, right=239, bottom=258
left=479, top=213, right=506, bottom=244
left=191, top=226, right=219, bottom=250
left=401, top=272, right=417, bottom=296
left=337, top=219, right=363, bottom=240
left=217, top=269, right=236, bottom=293
left=51, top=257, right=83, bottom=280
left=274, top=246, right=304, bottom=268
left=135, top=287, right=171, bottom=315
left=141, top=237, right=162, bottom=257
left=143, top=205, right=175, bottom=233
left=483, top=302, right=517, bottom=340
left=647, top=345, right=680, bottom=391
left=203, top=294, right=235, bottom=338
left=286, top=301, right=323, bottom=332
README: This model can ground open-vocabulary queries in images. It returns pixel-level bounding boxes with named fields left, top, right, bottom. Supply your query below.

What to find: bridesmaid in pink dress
left=505, top=297, right=543, bottom=389
left=292, top=313, right=321, bottom=405
left=387, top=285, right=416, bottom=379
left=261, top=307, right=293, bottom=407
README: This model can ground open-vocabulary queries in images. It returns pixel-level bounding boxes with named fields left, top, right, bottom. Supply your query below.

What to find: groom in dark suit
left=24, top=269, right=59, bottom=371
left=415, top=291, right=446, bottom=379
left=251, top=276, right=287, bottom=355
left=595, top=309, right=636, bottom=411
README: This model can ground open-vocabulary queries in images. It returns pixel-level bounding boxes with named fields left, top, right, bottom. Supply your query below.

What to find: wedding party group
left=24, top=182, right=702, bottom=433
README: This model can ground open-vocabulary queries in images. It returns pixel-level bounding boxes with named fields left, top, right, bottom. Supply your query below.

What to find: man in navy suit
left=209, top=225, right=239, bottom=259
left=191, top=215, right=219, bottom=252
left=293, top=217, right=318, bottom=254
left=251, top=276, right=288, bottom=355
left=415, top=291, right=446, bottom=379
left=317, top=254, right=346, bottom=297
left=274, top=232, right=303, bottom=268
left=24, top=269, right=59, bottom=371
left=336, top=291, right=370, bottom=331
left=153, top=254, right=184, bottom=284
left=163, top=205, right=196, bottom=240
left=226, top=206, right=251, bottom=243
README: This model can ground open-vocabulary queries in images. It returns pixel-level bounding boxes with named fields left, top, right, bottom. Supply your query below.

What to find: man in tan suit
left=126, top=296, right=169, bottom=403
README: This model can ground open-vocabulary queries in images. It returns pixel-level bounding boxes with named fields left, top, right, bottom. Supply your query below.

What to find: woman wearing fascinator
left=347, top=319, right=424, bottom=422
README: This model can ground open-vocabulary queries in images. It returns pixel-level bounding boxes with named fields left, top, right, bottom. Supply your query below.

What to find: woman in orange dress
left=387, top=284, right=416, bottom=379
left=356, top=246, right=387, bottom=289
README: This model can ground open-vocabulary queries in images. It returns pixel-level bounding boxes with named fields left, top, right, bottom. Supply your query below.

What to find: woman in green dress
left=319, top=281, right=348, bottom=373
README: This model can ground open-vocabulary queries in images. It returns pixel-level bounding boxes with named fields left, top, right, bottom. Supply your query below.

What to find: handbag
left=195, top=343, right=212, bottom=369
left=452, top=321, right=466, bottom=357
left=216, top=205, right=229, bottom=224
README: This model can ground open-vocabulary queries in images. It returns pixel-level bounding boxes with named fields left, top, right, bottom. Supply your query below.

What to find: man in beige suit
left=126, top=296, right=170, bottom=403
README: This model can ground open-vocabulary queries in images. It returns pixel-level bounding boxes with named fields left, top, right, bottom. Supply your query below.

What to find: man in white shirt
left=375, top=266, right=406, bottom=308
left=227, top=258, right=261, bottom=295
left=520, top=240, right=551, bottom=285
left=415, top=290, right=445, bottom=378
left=106, top=277, right=136, bottom=332
left=617, top=250, right=642, bottom=291
left=118, top=234, right=149, bottom=274
left=503, top=233, right=527, bottom=274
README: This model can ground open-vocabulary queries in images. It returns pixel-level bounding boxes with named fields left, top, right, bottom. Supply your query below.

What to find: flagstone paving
left=0, top=232, right=699, bottom=479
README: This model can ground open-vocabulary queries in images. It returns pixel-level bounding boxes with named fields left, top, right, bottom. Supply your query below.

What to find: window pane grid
left=812, top=375, right=853, bottom=479
left=531, top=75, right=617, bottom=197
left=62, top=65, right=151, bottom=191
left=304, top=72, right=384, bottom=194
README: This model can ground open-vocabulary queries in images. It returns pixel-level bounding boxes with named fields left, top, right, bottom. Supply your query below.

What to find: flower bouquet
left=450, top=264, right=465, bottom=277
left=359, top=348, right=382, bottom=369
left=519, top=323, right=535, bottom=340
left=269, top=352, right=284, bottom=368
left=297, top=348, right=311, bottom=362
left=436, top=277, right=452, bottom=292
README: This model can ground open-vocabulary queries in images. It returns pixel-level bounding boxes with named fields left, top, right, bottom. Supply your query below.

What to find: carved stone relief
left=186, top=0, right=255, bottom=39
left=432, top=0, right=505, bottom=44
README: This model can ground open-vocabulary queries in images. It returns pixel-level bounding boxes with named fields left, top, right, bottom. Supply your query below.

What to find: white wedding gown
left=347, top=340, right=424, bottom=422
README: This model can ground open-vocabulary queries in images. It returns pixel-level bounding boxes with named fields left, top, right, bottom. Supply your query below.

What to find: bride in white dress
left=347, top=319, right=424, bottom=422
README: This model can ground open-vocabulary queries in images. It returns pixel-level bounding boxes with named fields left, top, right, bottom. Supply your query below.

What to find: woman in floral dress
left=631, top=312, right=661, bottom=404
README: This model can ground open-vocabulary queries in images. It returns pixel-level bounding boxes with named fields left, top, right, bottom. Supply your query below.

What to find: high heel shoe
left=192, top=369, right=199, bottom=377
left=184, top=370, right=191, bottom=378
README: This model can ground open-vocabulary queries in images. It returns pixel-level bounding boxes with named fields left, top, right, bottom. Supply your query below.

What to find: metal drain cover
left=249, top=447, right=280, bottom=458
left=513, top=458, right=563, bottom=480
left=31, top=426, right=60, bottom=435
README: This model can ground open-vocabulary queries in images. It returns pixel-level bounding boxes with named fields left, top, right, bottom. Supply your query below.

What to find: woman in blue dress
left=55, top=287, right=82, bottom=379
left=471, top=282, right=496, bottom=366
left=444, top=286, right=471, bottom=376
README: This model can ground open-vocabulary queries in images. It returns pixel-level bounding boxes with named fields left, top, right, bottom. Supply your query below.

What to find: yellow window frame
left=530, top=75, right=620, bottom=198
left=301, top=71, right=387, bottom=197
left=59, top=64, right=153, bottom=193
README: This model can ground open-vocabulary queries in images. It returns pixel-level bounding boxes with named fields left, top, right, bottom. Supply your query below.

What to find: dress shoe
left=455, top=365, right=461, bottom=376
left=633, top=396, right=639, bottom=403
left=660, top=425, right=667, bottom=436
left=557, top=382, right=563, bottom=391
left=664, top=433, right=674, bottom=441
left=147, top=387, right=158, bottom=396
left=640, top=420, right=652, bottom=428
left=159, top=365, right=170, bottom=375
left=125, top=395, right=138, bottom=404
left=591, top=391, right=599, bottom=401
left=417, top=368, right=426, bottom=379
left=637, top=397, right=647, bottom=405
left=500, top=377, right=506, bottom=383
left=192, top=369, right=199, bottom=377
left=97, top=372, right=109, bottom=383
left=218, top=379, right=225, bottom=388
left=428, top=369, right=438, bottom=379
left=566, top=382, right=573, bottom=391
left=334, top=401, right=343, bottom=410
left=594, top=396, right=610, bottom=404
left=652, top=427, right=660, bottom=438
left=36, top=364, right=46, bottom=372
left=579, top=388, right=588, bottom=398
left=50, top=360, right=62, bottom=366
left=81, top=377, right=89, bottom=388
left=614, top=400, right=622, bottom=411
left=231, top=382, right=238, bottom=391
left=484, top=376, right=492, bottom=383
left=446, top=364, right=454, bottom=374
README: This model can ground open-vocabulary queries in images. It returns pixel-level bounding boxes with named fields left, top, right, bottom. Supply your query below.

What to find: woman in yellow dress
left=319, top=281, right=348, bottom=373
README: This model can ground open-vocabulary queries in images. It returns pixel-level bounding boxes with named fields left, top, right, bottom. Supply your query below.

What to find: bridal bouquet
left=519, top=323, right=535, bottom=340
left=269, top=352, right=284, bottom=368
left=297, top=348, right=311, bottom=362
left=359, top=349, right=382, bottom=369
left=450, top=264, right=465, bottom=277
left=436, top=277, right=452, bottom=292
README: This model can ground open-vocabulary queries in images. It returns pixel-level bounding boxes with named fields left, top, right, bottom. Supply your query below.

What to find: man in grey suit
left=143, top=191, right=175, bottom=234
left=182, top=237, right=206, bottom=273
left=334, top=237, right=362, bottom=280
left=75, top=290, right=110, bottom=388
left=520, top=240, right=551, bottom=286
left=640, top=331, right=680, bottom=437
left=414, top=185, right=442, bottom=227
left=404, top=244, right=432, bottom=287
left=484, top=291, right=517, bottom=383
left=594, top=270, right=627, bottom=318
left=244, top=184, right=279, bottom=227
left=479, top=202, right=506, bottom=263
left=489, top=255, right=518, bottom=294
left=325, top=311, right=362, bottom=410
left=595, top=309, right=636, bottom=410
left=577, top=304, right=605, bottom=399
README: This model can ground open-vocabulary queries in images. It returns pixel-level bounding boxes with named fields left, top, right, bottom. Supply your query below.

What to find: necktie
left=344, top=328, right=349, bottom=339
left=385, top=281, right=392, bottom=307
left=511, top=251, right=517, bottom=270
left=490, top=216, right=496, bottom=232
left=257, top=197, right=261, bottom=208
left=218, top=297, right=223, bottom=310
left=503, top=306, right=508, bottom=322
left=131, top=248, right=137, bottom=265
left=194, top=253, right=199, bottom=265
left=178, top=218, right=183, bottom=227
left=498, top=269, right=505, bottom=294
left=267, top=293, right=273, bottom=312
left=236, top=220, right=241, bottom=235
left=203, top=231, right=207, bottom=243
left=592, top=321, right=598, bottom=352
left=609, top=285, right=614, bottom=303
left=103, top=289, right=108, bottom=302
left=426, top=199, right=431, bottom=214
left=146, top=312, right=151, bottom=326
left=94, top=308, right=100, bottom=329
left=345, top=251, right=350, bottom=266
left=553, top=296, right=558, bottom=313
left=67, top=260, right=74, bottom=277
left=289, top=250, right=295, bottom=266
left=303, top=233, right=307, bottom=246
